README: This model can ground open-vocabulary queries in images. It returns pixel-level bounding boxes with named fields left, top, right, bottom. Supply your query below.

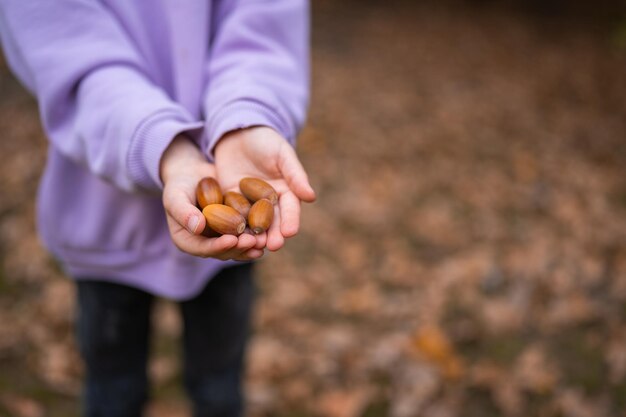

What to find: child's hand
left=214, top=127, right=316, bottom=251
left=160, top=135, right=264, bottom=261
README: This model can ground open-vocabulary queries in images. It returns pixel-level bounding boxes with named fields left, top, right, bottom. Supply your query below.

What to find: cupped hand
left=160, top=135, right=264, bottom=261
left=214, top=127, right=316, bottom=251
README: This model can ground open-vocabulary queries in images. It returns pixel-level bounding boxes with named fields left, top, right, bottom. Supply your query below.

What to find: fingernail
left=187, top=215, right=199, bottom=234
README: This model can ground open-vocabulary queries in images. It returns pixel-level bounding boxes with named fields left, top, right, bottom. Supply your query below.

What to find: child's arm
left=0, top=1, right=199, bottom=193
left=202, top=0, right=315, bottom=251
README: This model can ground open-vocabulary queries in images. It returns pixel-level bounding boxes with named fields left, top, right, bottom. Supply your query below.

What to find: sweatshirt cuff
left=128, top=109, right=204, bottom=191
left=205, top=99, right=294, bottom=161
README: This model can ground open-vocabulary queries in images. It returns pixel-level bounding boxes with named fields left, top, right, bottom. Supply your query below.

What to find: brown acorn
left=202, top=204, right=246, bottom=236
left=239, top=177, right=278, bottom=205
left=248, top=199, right=274, bottom=234
left=196, top=177, right=223, bottom=208
left=224, top=191, right=252, bottom=218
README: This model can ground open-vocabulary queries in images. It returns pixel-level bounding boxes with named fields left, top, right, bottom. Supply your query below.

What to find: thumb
left=278, top=143, right=316, bottom=203
left=163, top=187, right=206, bottom=234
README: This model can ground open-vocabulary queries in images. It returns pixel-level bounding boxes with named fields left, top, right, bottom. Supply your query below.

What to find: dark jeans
left=75, top=263, right=254, bottom=417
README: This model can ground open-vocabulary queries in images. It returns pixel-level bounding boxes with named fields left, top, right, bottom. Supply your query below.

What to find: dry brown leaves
left=1, top=1, right=626, bottom=416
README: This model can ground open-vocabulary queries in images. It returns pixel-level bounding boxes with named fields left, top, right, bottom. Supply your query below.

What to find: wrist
left=159, top=135, right=205, bottom=184
left=214, top=127, right=254, bottom=154
left=214, top=126, right=279, bottom=158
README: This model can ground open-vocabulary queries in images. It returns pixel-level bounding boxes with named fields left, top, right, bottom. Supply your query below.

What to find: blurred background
left=1, top=0, right=626, bottom=416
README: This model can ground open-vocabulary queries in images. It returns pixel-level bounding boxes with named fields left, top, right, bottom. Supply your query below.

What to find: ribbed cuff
left=128, top=109, right=204, bottom=191
left=205, top=99, right=294, bottom=160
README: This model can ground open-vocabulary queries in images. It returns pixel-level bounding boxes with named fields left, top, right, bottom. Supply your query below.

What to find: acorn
left=248, top=199, right=274, bottom=234
left=239, top=177, right=278, bottom=205
left=196, top=177, right=223, bottom=209
left=202, top=204, right=246, bottom=236
left=224, top=191, right=252, bottom=218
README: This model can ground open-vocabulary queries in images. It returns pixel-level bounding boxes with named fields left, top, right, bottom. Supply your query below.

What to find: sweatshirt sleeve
left=0, top=1, right=202, bottom=192
left=202, top=0, right=310, bottom=159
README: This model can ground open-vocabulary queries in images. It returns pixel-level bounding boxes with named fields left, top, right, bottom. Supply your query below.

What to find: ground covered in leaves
left=1, top=1, right=626, bottom=416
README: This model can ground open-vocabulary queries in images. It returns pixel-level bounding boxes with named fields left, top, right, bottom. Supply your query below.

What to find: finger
left=279, top=191, right=301, bottom=238
left=172, top=231, right=238, bottom=257
left=194, top=234, right=242, bottom=255
left=266, top=204, right=285, bottom=251
left=233, top=248, right=265, bottom=261
left=253, top=231, right=267, bottom=249
left=216, top=245, right=262, bottom=261
left=278, top=143, right=316, bottom=203
left=164, top=188, right=206, bottom=235
left=211, top=233, right=257, bottom=261
left=236, top=233, right=257, bottom=252
left=243, top=227, right=267, bottom=250
left=243, top=248, right=265, bottom=259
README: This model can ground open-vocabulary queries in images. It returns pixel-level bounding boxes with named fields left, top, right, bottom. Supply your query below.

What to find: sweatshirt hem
left=50, top=243, right=234, bottom=301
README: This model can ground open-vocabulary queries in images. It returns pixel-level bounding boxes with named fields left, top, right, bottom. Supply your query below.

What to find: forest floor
left=1, top=1, right=626, bottom=416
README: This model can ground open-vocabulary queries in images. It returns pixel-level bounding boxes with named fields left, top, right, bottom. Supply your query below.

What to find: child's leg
left=76, top=280, right=154, bottom=417
left=180, top=263, right=255, bottom=417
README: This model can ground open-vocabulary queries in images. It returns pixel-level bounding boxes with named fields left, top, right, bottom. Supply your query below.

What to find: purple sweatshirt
left=0, top=0, right=309, bottom=300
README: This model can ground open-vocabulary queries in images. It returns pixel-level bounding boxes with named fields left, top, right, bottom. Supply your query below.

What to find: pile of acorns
left=196, top=177, right=277, bottom=236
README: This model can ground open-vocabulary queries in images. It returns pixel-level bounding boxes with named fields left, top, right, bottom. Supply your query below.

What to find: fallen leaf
left=410, top=324, right=465, bottom=380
